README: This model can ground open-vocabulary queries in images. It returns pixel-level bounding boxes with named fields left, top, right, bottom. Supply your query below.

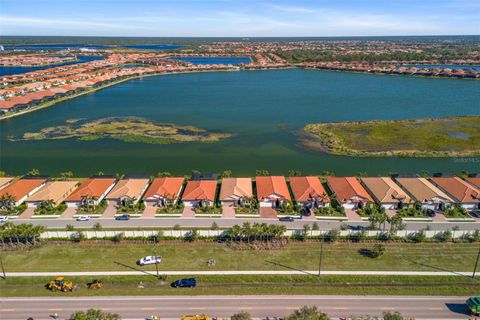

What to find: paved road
left=0, top=295, right=472, bottom=319
left=5, top=270, right=477, bottom=277
left=11, top=217, right=480, bottom=231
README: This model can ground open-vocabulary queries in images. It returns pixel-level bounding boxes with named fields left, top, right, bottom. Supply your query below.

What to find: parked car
left=171, top=278, right=196, bottom=288
left=279, top=216, right=295, bottom=222
left=0, top=216, right=8, bottom=223
left=470, top=210, right=480, bottom=218
left=76, top=216, right=90, bottom=221
left=137, top=256, right=162, bottom=266
left=115, top=214, right=130, bottom=221
left=425, top=209, right=436, bottom=217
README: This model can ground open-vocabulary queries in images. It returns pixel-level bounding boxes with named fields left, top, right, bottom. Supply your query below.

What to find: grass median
left=3, top=241, right=479, bottom=273
left=0, top=274, right=478, bottom=297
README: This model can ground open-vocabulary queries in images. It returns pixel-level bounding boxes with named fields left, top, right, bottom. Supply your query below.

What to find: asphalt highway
left=11, top=217, right=480, bottom=231
left=0, top=295, right=472, bottom=319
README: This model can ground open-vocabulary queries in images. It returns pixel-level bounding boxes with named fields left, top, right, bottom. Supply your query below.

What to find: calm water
left=1, top=69, right=479, bottom=176
left=405, top=64, right=480, bottom=71
left=3, top=43, right=181, bottom=51
left=171, top=57, right=250, bottom=65
left=0, top=55, right=104, bottom=76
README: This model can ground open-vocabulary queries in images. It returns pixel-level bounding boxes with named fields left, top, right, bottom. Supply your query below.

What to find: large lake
left=1, top=69, right=479, bottom=176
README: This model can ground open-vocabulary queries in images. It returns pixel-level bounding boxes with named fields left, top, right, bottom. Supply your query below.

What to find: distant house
left=64, top=177, right=117, bottom=208
left=0, top=178, right=47, bottom=207
left=25, top=181, right=79, bottom=208
left=395, top=177, right=454, bottom=210
left=105, top=178, right=150, bottom=206
left=219, top=177, right=253, bottom=207
left=289, top=176, right=330, bottom=208
left=0, top=177, right=14, bottom=191
left=255, top=176, right=291, bottom=208
left=361, top=177, right=412, bottom=210
left=430, top=177, right=480, bottom=211
left=466, top=177, right=480, bottom=190
left=181, top=180, right=218, bottom=207
left=325, top=177, right=373, bottom=209
left=143, top=177, right=184, bottom=207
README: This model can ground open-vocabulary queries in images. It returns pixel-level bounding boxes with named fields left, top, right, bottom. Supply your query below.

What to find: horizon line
left=1, top=34, right=480, bottom=38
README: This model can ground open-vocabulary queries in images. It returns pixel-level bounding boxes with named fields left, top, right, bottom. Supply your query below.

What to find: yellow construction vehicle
left=87, top=279, right=103, bottom=289
left=47, top=276, right=74, bottom=292
left=181, top=315, right=210, bottom=320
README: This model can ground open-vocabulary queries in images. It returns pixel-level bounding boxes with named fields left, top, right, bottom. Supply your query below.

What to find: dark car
left=171, top=278, right=196, bottom=288
left=425, top=209, right=436, bottom=217
left=279, top=216, right=295, bottom=222
left=470, top=210, right=480, bottom=218
left=115, top=214, right=130, bottom=221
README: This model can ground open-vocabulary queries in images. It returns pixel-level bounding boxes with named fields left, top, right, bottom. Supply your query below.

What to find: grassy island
left=302, top=116, right=480, bottom=157
left=13, top=117, right=232, bottom=144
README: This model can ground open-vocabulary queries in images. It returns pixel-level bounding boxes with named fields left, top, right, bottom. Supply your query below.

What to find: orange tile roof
left=0, top=178, right=46, bottom=201
left=105, top=178, right=150, bottom=200
left=181, top=180, right=217, bottom=201
left=220, top=178, right=253, bottom=201
left=431, top=177, right=480, bottom=203
left=65, top=177, right=116, bottom=202
left=326, top=177, right=373, bottom=203
left=255, top=176, right=291, bottom=201
left=361, top=177, right=412, bottom=204
left=289, top=176, right=329, bottom=202
left=466, top=177, right=480, bottom=189
left=0, top=177, right=14, bottom=190
left=143, top=177, right=184, bottom=201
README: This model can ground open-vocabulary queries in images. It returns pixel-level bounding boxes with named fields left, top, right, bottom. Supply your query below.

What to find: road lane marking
left=48, top=308, right=63, bottom=311
left=0, top=309, right=15, bottom=312
left=141, top=308, right=156, bottom=310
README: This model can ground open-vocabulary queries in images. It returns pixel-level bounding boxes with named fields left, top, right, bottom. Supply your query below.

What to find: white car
left=0, top=216, right=8, bottom=223
left=76, top=216, right=90, bottom=221
left=137, top=256, right=162, bottom=266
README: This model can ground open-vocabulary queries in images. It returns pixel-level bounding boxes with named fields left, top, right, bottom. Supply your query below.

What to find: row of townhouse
left=1, top=174, right=479, bottom=213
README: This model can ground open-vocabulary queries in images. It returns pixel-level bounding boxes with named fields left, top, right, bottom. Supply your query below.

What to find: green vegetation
left=287, top=306, right=329, bottom=320
left=117, top=201, right=145, bottom=214
left=0, top=222, right=44, bottom=245
left=444, top=204, right=471, bottom=218
left=77, top=199, right=107, bottom=215
left=3, top=241, right=480, bottom=272
left=68, top=309, right=121, bottom=320
left=15, top=117, right=232, bottom=144
left=0, top=274, right=477, bottom=297
left=34, top=201, right=67, bottom=215
left=156, top=202, right=184, bottom=214
left=303, top=116, right=480, bottom=157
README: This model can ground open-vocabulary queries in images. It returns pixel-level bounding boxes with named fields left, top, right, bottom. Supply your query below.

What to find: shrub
left=93, top=223, right=103, bottom=231
left=71, top=231, right=85, bottom=242
left=211, top=222, right=219, bottom=230
left=231, top=311, right=252, bottom=320
left=185, top=229, right=199, bottom=242
left=324, top=229, right=340, bottom=242
left=112, top=232, right=125, bottom=243
left=312, top=222, right=319, bottom=231
left=66, top=224, right=75, bottom=231
left=173, top=224, right=181, bottom=230
left=287, top=306, right=330, bottom=320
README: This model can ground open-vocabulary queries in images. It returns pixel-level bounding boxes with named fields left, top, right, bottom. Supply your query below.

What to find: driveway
left=59, top=207, right=77, bottom=219
left=101, top=201, right=118, bottom=218
left=182, top=206, right=195, bottom=218
left=221, top=204, right=236, bottom=219
left=345, top=209, right=362, bottom=221
left=432, top=212, right=447, bottom=222
left=18, top=207, right=35, bottom=219
left=259, top=207, right=277, bottom=219
left=141, top=206, right=157, bottom=219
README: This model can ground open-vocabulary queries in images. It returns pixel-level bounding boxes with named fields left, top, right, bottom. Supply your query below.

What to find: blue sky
left=1, top=0, right=479, bottom=37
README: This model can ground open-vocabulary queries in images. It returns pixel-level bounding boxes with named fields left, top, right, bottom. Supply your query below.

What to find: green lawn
left=0, top=274, right=477, bottom=297
left=3, top=241, right=478, bottom=273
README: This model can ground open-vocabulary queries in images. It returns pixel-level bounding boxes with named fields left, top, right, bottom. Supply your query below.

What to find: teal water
left=0, top=69, right=479, bottom=176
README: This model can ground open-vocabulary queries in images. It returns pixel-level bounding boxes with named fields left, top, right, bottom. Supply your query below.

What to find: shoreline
left=0, top=65, right=478, bottom=122
left=0, top=68, right=238, bottom=121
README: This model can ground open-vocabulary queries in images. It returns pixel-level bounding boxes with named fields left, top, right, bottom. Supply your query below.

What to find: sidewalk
left=18, top=207, right=35, bottom=219
left=345, top=209, right=362, bottom=221
left=59, top=207, right=77, bottom=219
left=141, top=206, right=157, bottom=219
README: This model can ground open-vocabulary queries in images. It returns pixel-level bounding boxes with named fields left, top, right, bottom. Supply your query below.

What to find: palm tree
left=60, top=171, right=74, bottom=181
left=0, top=193, right=16, bottom=211
left=40, top=199, right=55, bottom=211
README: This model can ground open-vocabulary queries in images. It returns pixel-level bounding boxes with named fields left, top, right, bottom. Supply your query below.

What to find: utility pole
left=318, top=237, right=324, bottom=277
left=154, top=245, right=159, bottom=280
left=473, top=247, right=480, bottom=279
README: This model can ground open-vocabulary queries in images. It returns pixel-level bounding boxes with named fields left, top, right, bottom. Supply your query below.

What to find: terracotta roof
left=255, top=176, right=291, bottom=201
left=182, top=180, right=217, bottom=201
left=289, top=176, right=330, bottom=202
left=143, top=177, right=184, bottom=201
left=0, top=177, right=14, bottom=190
left=220, top=178, right=253, bottom=201
left=326, top=177, right=373, bottom=203
left=25, top=181, right=79, bottom=205
left=65, top=177, right=116, bottom=202
left=361, top=177, right=412, bottom=204
left=395, top=178, right=454, bottom=203
left=0, top=178, right=46, bottom=201
left=106, top=178, right=150, bottom=200
left=431, top=177, right=480, bottom=203
left=466, top=177, right=480, bottom=189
